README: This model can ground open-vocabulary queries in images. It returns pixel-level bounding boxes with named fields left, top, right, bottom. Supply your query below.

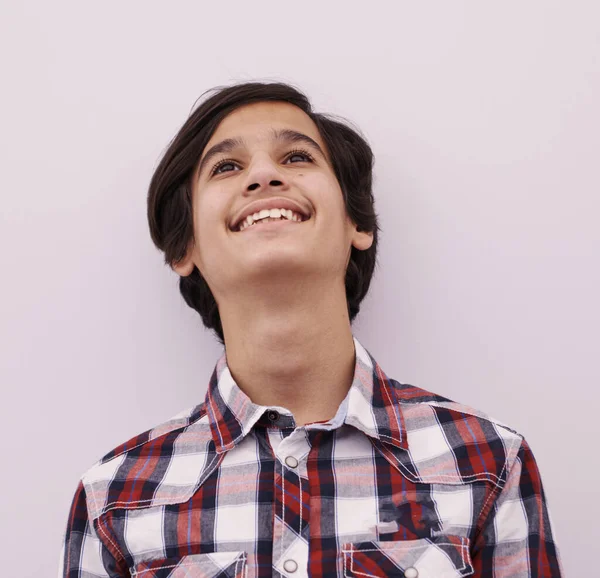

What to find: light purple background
left=1, top=2, right=597, bottom=576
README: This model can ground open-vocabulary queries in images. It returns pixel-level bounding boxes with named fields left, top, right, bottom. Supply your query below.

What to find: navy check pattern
left=59, top=337, right=563, bottom=577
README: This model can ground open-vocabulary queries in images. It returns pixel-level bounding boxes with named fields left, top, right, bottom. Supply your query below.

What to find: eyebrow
left=196, top=128, right=326, bottom=177
left=196, top=136, right=246, bottom=177
left=271, top=128, right=326, bottom=158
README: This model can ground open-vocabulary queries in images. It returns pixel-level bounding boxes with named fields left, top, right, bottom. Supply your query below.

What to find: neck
left=219, top=278, right=356, bottom=426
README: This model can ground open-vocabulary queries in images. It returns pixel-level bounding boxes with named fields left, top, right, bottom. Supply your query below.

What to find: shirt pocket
left=131, top=551, right=247, bottom=578
left=342, top=535, right=473, bottom=578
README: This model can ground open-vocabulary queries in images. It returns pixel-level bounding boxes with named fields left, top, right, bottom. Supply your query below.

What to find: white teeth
left=237, top=207, right=307, bottom=231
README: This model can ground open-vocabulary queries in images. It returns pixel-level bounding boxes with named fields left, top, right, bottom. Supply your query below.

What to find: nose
left=243, top=153, right=289, bottom=194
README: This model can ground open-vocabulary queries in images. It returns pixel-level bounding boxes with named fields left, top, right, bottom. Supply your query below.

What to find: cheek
left=194, top=192, right=226, bottom=227
left=295, top=171, right=343, bottom=201
left=191, top=200, right=227, bottom=257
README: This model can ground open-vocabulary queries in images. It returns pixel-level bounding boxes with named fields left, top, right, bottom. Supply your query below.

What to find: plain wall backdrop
left=1, top=1, right=598, bottom=575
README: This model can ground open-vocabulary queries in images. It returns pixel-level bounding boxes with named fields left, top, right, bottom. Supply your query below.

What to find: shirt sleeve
left=59, top=480, right=129, bottom=578
left=471, top=437, right=564, bottom=577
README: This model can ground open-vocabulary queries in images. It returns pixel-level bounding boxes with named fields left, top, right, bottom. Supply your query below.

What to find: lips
left=230, top=197, right=311, bottom=231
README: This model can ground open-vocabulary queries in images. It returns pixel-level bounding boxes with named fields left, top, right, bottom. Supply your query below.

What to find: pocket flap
left=132, top=551, right=247, bottom=578
left=343, top=535, right=473, bottom=578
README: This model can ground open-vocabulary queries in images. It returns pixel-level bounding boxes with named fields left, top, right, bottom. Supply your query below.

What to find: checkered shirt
left=59, top=337, right=563, bottom=577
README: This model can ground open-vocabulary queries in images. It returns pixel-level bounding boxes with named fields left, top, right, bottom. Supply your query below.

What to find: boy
left=60, top=82, right=563, bottom=577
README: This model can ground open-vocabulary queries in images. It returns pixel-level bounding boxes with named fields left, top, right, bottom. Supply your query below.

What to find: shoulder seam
left=422, top=399, right=524, bottom=438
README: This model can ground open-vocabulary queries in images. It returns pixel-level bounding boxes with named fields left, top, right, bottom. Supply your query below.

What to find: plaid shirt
left=60, top=337, right=563, bottom=577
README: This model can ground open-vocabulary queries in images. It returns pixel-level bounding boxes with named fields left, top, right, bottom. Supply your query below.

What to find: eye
left=285, top=149, right=314, bottom=164
left=211, top=159, right=240, bottom=175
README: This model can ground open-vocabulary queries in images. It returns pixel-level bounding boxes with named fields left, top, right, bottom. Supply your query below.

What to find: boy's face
left=174, top=101, right=373, bottom=304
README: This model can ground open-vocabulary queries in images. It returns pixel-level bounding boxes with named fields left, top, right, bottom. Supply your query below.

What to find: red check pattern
left=59, top=337, right=563, bottom=577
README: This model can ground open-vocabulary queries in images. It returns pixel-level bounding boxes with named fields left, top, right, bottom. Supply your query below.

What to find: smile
left=237, top=208, right=309, bottom=232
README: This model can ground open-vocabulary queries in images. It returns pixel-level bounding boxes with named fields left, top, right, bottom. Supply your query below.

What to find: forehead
left=205, top=101, right=324, bottom=149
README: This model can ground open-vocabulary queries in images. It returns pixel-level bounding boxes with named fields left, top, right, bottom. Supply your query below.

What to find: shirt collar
left=205, top=336, right=409, bottom=453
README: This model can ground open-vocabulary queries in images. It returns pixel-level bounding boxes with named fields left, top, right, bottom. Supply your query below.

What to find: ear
left=351, top=226, right=374, bottom=252
left=171, top=244, right=196, bottom=277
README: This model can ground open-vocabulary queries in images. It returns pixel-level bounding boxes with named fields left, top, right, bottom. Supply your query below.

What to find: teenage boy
left=60, top=82, right=563, bottom=577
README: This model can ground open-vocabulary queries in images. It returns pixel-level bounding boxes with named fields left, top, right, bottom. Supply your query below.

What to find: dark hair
left=147, top=82, right=380, bottom=344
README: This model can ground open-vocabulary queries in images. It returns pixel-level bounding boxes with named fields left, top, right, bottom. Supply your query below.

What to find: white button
left=404, top=567, right=418, bottom=578
left=285, top=456, right=299, bottom=468
left=283, top=559, right=298, bottom=573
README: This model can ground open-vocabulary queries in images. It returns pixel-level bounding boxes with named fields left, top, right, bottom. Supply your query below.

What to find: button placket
left=276, top=429, right=311, bottom=470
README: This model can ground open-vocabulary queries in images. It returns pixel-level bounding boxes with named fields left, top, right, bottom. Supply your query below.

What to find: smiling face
left=173, top=101, right=373, bottom=303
